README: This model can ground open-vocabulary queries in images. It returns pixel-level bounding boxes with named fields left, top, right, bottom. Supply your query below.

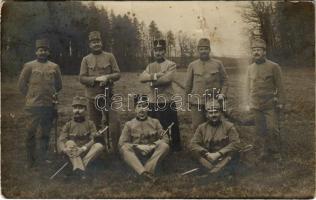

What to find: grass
left=1, top=67, right=315, bottom=198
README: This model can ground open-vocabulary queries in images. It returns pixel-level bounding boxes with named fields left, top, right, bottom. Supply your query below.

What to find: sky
left=94, top=1, right=252, bottom=57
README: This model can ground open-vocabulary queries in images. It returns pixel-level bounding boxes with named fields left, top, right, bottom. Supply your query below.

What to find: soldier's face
left=198, top=46, right=210, bottom=60
left=135, top=103, right=149, bottom=120
left=36, top=47, right=49, bottom=60
left=89, top=40, right=103, bottom=52
left=252, top=47, right=266, bottom=61
left=206, top=108, right=221, bottom=123
left=73, top=105, right=87, bottom=118
left=153, top=48, right=166, bottom=60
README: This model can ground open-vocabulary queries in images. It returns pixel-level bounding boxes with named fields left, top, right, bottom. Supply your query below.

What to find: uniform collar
left=73, top=116, right=86, bottom=123
left=136, top=116, right=148, bottom=121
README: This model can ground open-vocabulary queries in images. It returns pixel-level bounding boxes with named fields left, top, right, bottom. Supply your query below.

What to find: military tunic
left=246, top=59, right=285, bottom=158
left=17, top=59, right=62, bottom=163
left=119, top=117, right=170, bottom=175
left=185, top=58, right=229, bottom=131
left=18, top=60, right=62, bottom=107
left=139, top=59, right=181, bottom=151
left=79, top=51, right=121, bottom=150
left=58, top=119, right=104, bottom=171
left=190, top=120, right=240, bottom=173
left=79, top=51, right=120, bottom=99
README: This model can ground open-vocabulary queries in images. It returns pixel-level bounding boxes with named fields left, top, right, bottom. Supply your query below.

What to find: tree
left=241, top=1, right=314, bottom=67
left=148, top=20, right=162, bottom=40
left=166, top=30, right=175, bottom=58
left=241, top=1, right=276, bottom=58
left=177, top=31, right=197, bottom=67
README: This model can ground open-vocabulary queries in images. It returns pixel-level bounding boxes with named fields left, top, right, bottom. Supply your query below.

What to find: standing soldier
left=18, top=39, right=62, bottom=168
left=185, top=38, right=229, bottom=132
left=139, top=39, right=181, bottom=151
left=246, top=38, right=285, bottom=162
left=190, top=100, right=240, bottom=177
left=119, top=95, right=170, bottom=182
left=58, top=96, right=104, bottom=179
left=79, top=31, right=121, bottom=151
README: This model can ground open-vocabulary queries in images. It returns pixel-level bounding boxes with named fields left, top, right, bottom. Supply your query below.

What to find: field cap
left=72, top=96, right=88, bottom=107
left=89, top=31, right=101, bottom=41
left=251, top=38, right=266, bottom=49
left=198, top=38, right=210, bottom=48
left=153, top=39, right=166, bottom=50
left=36, top=39, right=49, bottom=49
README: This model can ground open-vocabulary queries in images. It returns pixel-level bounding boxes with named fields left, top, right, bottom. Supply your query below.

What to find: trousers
left=120, top=142, right=169, bottom=175
left=64, top=140, right=104, bottom=171
left=25, top=107, right=54, bottom=163
left=252, top=108, right=280, bottom=157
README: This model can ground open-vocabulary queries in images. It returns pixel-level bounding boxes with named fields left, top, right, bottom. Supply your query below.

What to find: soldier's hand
left=245, top=105, right=250, bottom=112
left=156, top=72, right=164, bottom=78
left=205, top=152, right=221, bottom=162
left=64, top=147, right=76, bottom=158
left=136, top=144, right=155, bottom=155
left=77, top=146, right=87, bottom=156
left=217, top=93, right=225, bottom=100
left=276, top=104, right=284, bottom=110
left=95, top=75, right=108, bottom=82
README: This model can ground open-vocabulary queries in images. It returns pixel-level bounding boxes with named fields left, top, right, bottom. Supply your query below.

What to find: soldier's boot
left=26, top=131, right=36, bottom=169
left=26, top=143, right=36, bottom=169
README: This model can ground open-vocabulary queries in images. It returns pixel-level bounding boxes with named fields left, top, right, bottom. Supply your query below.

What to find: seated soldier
left=190, top=99, right=241, bottom=177
left=119, top=95, right=170, bottom=182
left=58, top=96, right=104, bottom=179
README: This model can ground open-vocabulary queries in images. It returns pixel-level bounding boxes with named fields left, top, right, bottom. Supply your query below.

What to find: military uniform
left=18, top=39, right=62, bottom=166
left=58, top=97, right=104, bottom=171
left=139, top=39, right=181, bottom=151
left=246, top=39, right=285, bottom=160
left=119, top=117, right=170, bottom=175
left=190, top=118, right=240, bottom=173
left=79, top=31, right=121, bottom=151
left=185, top=38, right=229, bottom=131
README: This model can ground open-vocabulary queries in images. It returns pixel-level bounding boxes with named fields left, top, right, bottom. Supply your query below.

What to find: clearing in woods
left=1, top=67, right=315, bottom=198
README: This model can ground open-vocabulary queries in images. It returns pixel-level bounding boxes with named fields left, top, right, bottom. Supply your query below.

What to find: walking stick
left=274, top=89, right=283, bottom=160
left=51, top=93, right=59, bottom=154
left=49, top=126, right=108, bottom=180
left=100, top=80, right=113, bottom=152
left=49, top=162, right=68, bottom=180
left=160, top=122, right=174, bottom=139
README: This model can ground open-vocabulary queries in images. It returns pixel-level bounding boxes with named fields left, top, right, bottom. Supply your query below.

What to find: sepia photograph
left=1, top=1, right=315, bottom=198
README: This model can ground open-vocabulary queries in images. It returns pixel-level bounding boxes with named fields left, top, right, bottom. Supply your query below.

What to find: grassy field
left=1, top=67, right=315, bottom=198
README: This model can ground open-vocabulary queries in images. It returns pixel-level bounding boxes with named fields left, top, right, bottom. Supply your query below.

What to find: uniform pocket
left=193, top=71, right=204, bottom=83
left=30, top=70, right=43, bottom=84
left=44, top=70, right=55, bottom=81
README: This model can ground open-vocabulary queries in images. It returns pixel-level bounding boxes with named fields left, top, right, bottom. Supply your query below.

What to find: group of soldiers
left=18, top=30, right=284, bottom=181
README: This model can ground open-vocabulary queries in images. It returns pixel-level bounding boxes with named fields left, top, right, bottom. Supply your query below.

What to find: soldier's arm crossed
left=152, top=63, right=176, bottom=87
left=216, top=126, right=240, bottom=158
left=139, top=64, right=155, bottom=83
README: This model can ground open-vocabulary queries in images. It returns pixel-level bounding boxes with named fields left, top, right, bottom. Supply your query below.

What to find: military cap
left=36, top=39, right=50, bottom=49
left=89, top=31, right=101, bottom=41
left=134, top=94, right=149, bottom=106
left=205, top=100, right=221, bottom=112
left=251, top=38, right=266, bottom=49
left=72, top=96, right=88, bottom=107
left=153, top=39, right=166, bottom=50
left=198, top=38, right=210, bottom=47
